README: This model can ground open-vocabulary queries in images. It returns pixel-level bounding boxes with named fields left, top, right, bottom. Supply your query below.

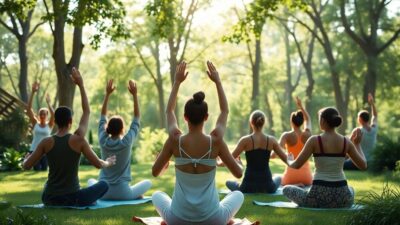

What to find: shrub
left=80, top=145, right=101, bottom=165
left=0, top=108, right=29, bottom=152
left=370, top=135, right=400, bottom=172
left=0, top=148, right=23, bottom=171
left=135, top=127, right=168, bottom=162
left=0, top=203, right=54, bottom=225
left=345, top=184, right=400, bottom=225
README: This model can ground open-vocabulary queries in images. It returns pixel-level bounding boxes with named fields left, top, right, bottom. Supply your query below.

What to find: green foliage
left=370, top=135, right=400, bottom=172
left=0, top=148, right=23, bottom=171
left=0, top=0, right=36, bottom=19
left=42, top=0, right=129, bottom=49
left=88, top=130, right=93, bottom=145
left=135, top=127, right=167, bottom=162
left=345, top=184, right=400, bottom=225
left=145, top=0, right=178, bottom=38
left=223, top=0, right=306, bottom=43
left=0, top=207, right=54, bottom=225
left=80, top=145, right=101, bottom=166
left=0, top=108, right=29, bottom=150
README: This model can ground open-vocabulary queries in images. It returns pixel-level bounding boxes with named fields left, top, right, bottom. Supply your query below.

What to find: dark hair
left=319, top=107, right=342, bottom=128
left=250, top=110, right=265, bottom=129
left=54, top=106, right=72, bottom=128
left=291, top=110, right=304, bottom=127
left=106, top=116, right=124, bottom=136
left=184, top=91, right=208, bottom=125
left=358, top=110, right=370, bottom=123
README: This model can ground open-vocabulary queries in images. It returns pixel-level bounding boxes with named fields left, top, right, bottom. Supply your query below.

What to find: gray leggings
left=152, top=190, right=244, bottom=225
left=88, top=179, right=152, bottom=200
left=283, top=184, right=354, bottom=208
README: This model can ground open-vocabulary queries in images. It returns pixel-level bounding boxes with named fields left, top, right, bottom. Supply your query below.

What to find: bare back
left=172, top=133, right=219, bottom=174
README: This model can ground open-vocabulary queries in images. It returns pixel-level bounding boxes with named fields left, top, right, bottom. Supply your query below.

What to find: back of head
left=250, top=110, right=266, bottom=129
left=319, top=107, right=342, bottom=128
left=184, top=91, right=208, bottom=125
left=358, top=110, right=370, bottom=123
left=55, top=106, right=72, bottom=128
left=291, top=110, right=304, bottom=127
left=106, top=116, right=124, bottom=136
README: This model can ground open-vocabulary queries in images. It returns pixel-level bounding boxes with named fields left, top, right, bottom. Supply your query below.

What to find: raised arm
left=45, top=94, right=55, bottom=128
left=121, top=80, right=141, bottom=146
left=70, top=67, right=90, bottom=137
left=101, top=79, right=115, bottom=116
left=26, top=82, right=39, bottom=126
left=347, top=128, right=367, bottom=170
left=128, top=80, right=140, bottom=119
left=295, top=96, right=311, bottom=131
left=368, top=93, right=377, bottom=127
left=166, top=62, right=188, bottom=137
left=207, top=61, right=229, bottom=140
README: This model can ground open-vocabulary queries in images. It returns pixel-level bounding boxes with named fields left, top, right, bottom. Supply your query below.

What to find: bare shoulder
left=40, top=136, right=54, bottom=153
left=68, top=134, right=86, bottom=153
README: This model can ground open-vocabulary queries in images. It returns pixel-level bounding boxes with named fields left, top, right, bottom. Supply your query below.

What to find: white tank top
left=30, top=123, right=51, bottom=151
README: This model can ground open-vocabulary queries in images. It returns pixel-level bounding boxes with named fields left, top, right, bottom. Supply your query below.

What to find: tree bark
left=17, top=37, right=28, bottom=102
left=251, top=39, right=261, bottom=110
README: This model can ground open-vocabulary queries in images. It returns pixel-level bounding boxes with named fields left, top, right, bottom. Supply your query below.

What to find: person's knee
left=97, top=180, right=109, bottom=193
left=230, top=190, right=244, bottom=204
left=142, top=179, right=152, bottom=189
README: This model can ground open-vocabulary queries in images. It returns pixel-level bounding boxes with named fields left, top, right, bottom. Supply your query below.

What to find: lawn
left=0, top=160, right=399, bottom=225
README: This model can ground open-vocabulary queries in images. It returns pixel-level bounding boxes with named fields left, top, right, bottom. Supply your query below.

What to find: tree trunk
left=251, top=39, right=261, bottom=110
left=363, top=53, right=378, bottom=102
left=264, top=92, right=274, bottom=135
left=17, top=37, right=28, bottom=102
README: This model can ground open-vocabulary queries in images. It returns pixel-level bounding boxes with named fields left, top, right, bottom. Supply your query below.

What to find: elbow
left=151, top=166, right=159, bottom=177
left=22, top=162, right=31, bottom=170
left=233, top=168, right=243, bottom=178
left=359, top=162, right=368, bottom=171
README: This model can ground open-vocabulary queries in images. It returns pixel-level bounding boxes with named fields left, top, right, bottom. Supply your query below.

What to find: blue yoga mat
left=219, top=187, right=284, bottom=196
left=253, top=200, right=364, bottom=210
left=18, top=197, right=152, bottom=210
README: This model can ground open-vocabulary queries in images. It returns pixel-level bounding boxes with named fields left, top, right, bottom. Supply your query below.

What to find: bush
left=135, top=127, right=168, bottom=162
left=345, top=184, right=400, bottom=225
left=370, top=135, right=400, bottom=172
left=80, top=145, right=101, bottom=165
left=0, top=202, right=54, bottom=225
left=0, top=148, right=23, bottom=171
left=0, top=108, right=29, bottom=152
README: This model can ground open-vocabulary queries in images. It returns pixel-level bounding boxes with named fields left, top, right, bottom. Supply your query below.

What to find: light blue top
left=171, top=136, right=219, bottom=222
left=30, top=123, right=51, bottom=151
left=98, top=115, right=140, bottom=184
left=360, top=125, right=378, bottom=162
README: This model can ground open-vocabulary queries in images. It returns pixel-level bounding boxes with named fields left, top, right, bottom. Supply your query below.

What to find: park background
left=0, top=0, right=399, bottom=224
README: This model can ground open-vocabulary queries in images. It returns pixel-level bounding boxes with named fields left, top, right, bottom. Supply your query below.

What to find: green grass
left=0, top=161, right=399, bottom=225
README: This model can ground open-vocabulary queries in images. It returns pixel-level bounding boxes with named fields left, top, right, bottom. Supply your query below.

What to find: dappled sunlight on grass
left=0, top=162, right=398, bottom=225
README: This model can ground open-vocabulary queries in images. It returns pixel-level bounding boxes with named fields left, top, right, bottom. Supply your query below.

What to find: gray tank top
left=44, top=134, right=81, bottom=196
left=171, top=135, right=219, bottom=222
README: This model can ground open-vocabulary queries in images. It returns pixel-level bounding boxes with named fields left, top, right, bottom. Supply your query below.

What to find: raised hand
left=350, top=128, right=362, bottom=145
left=32, top=81, right=39, bottom=92
left=45, top=93, right=51, bottom=104
left=368, top=93, right=374, bottom=105
left=106, top=79, right=116, bottom=95
left=175, top=61, right=188, bottom=84
left=295, top=96, right=303, bottom=109
left=206, top=61, right=220, bottom=83
left=70, top=67, right=83, bottom=86
left=128, top=80, right=138, bottom=96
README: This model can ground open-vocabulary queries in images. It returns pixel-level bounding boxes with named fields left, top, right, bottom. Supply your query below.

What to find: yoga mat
left=219, top=187, right=283, bottom=195
left=132, top=216, right=260, bottom=225
left=18, top=197, right=152, bottom=210
left=253, top=200, right=364, bottom=210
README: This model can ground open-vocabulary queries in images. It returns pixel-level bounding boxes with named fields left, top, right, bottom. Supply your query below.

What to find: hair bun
left=333, top=115, right=342, bottom=127
left=193, top=91, right=205, bottom=104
